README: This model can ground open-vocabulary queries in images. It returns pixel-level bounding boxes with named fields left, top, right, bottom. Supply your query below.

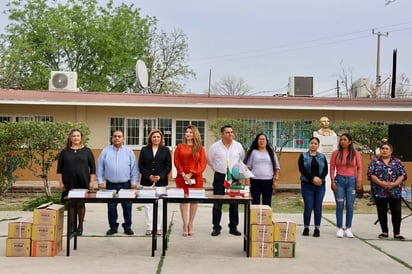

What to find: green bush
left=22, top=192, right=65, bottom=211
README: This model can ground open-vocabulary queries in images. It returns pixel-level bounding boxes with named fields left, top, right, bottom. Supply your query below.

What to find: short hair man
left=207, top=125, right=245, bottom=236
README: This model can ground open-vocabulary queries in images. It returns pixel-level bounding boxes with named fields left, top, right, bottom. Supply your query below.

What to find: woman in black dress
left=57, top=129, right=96, bottom=235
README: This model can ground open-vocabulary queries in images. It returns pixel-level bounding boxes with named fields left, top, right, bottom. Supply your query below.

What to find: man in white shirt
left=207, top=125, right=245, bottom=236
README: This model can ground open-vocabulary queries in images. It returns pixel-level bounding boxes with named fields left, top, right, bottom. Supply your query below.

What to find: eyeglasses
left=112, top=135, right=123, bottom=138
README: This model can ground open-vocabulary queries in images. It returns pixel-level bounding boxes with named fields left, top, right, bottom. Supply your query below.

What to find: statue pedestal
left=313, top=132, right=338, bottom=204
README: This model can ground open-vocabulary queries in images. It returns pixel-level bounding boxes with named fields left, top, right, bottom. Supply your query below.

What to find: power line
left=190, top=21, right=412, bottom=66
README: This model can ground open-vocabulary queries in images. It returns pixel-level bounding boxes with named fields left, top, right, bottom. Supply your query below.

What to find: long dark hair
left=337, top=133, right=356, bottom=166
left=244, top=133, right=277, bottom=170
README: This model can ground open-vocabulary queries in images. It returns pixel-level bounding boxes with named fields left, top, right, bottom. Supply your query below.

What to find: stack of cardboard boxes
left=249, top=205, right=274, bottom=257
left=249, top=205, right=296, bottom=258
left=6, top=220, right=32, bottom=257
left=273, top=219, right=296, bottom=258
left=6, top=202, right=64, bottom=257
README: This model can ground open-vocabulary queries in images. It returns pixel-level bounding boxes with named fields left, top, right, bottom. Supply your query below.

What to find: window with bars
left=275, top=120, right=312, bottom=150
left=108, top=117, right=206, bottom=148
left=175, top=120, right=206, bottom=146
left=236, top=119, right=312, bottom=151
left=0, top=115, right=53, bottom=122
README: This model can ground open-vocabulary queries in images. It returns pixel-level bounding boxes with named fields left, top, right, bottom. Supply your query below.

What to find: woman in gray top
left=245, top=133, right=280, bottom=206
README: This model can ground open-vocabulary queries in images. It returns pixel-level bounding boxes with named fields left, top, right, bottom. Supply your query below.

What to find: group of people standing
left=56, top=125, right=280, bottom=238
left=57, top=121, right=407, bottom=240
left=299, top=118, right=407, bottom=240
left=58, top=128, right=173, bottom=237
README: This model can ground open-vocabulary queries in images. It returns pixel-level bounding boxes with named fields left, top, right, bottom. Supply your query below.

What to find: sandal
left=188, top=223, right=193, bottom=236
left=157, top=230, right=162, bottom=236
left=145, top=230, right=152, bottom=236
left=182, top=225, right=188, bottom=237
left=378, top=233, right=388, bottom=239
left=394, top=235, right=405, bottom=241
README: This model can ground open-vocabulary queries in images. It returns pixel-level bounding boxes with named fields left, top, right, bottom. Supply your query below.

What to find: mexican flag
left=224, top=165, right=232, bottom=189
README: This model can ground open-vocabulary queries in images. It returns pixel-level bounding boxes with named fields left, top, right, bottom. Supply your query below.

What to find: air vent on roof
left=48, top=71, right=79, bottom=91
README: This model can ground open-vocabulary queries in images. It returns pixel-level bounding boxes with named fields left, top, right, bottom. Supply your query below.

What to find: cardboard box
left=33, top=202, right=64, bottom=226
left=32, top=224, right=63, bottom=241
left=8, top=220, right=32, bottom=239
left=273, top=242, right=296, bottom=258
left=273, top=219, right=296, bottom=242
left=31, top=240, right=61, bottom=257
left=250, top=205, right=272, bottom=225
left=249, top=241, right=274, bottom=258
left=250, top=224, right=273, bottom=242
left=6, top=238, right=31, bottom=257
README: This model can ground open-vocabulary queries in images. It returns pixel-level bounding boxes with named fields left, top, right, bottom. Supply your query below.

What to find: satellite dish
left=52, top=73, right=69, bottom=89
left=136, top=60, right=148, bottom=89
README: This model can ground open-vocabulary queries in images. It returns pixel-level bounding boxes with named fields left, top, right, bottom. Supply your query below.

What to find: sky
left=0, top=0, right=411, bottom=96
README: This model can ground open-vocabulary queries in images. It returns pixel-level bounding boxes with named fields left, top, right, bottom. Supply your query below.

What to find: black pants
left=250, top=178, right=273, bottom=206
left=375, top=197, right=402, bottom=235
left=212, top=172, right=238, bottom=231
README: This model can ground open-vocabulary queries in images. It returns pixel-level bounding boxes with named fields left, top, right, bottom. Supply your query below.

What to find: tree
left=0, top=123, right=30, bottom=195
left=23, top=122, right=90, bottom=197
left=380, top=73, right=411, bottom=98
left=145, top=29, right=195, bottom=94
left=208, top=118, right=265, bottom=150
left=210, top=75, right=253, bottom=96
left=336, top=60, right=354, bottom=98
left=328, top=120, right=387, bottom=156
left=0, top=0, right=191, bottom=93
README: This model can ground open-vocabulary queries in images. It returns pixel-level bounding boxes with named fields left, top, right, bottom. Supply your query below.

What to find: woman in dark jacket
left=138, top=129, right=171, bottom=236
left=298, top=137, right=328, bottom=237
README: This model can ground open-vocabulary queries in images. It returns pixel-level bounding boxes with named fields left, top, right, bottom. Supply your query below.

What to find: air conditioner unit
left=350, top=78, right=371, bottom=98
left=288, top=76, right=314, bottom=97
left=48, top=71, right=79, bottom=91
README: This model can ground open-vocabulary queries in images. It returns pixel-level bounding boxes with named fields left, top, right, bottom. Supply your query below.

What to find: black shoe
left=124, top=228, right=134, bottom=235
left=378, top=233, right=388, bottom=239
left=313, top=228, right=320, bottom=237
left=211, top=230, right=221, bottom=236
left=229, top=229, right=241, bottom=236
left=394, top=235, right=405, bottom=241
left=302, top=228, right=309, bottom=236
left=76, top=229, right=83, bottom=236
left=106, top=228, right=118, bottom=235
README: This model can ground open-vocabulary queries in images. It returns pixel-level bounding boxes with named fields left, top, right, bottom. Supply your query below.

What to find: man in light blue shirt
left=97, top=130, right=139, bottom=236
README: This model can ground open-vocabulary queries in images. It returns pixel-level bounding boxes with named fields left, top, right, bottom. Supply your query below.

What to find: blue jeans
left=333, top=175, right=356, bottom=228
left=106, top=181, right=132, bottom=230
left=301, top=182, right=325, bottom=228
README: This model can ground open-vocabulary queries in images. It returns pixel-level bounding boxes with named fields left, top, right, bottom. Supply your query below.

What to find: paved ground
left=0, top=199, right=411, bottom=274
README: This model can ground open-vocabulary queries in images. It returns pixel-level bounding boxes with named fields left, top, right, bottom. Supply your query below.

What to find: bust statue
left=316, top=116, right=337, bottom=136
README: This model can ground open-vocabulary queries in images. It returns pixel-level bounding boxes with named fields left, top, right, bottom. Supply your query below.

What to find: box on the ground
left=8, top=220, right=33, bottom=239
left=31, top=239, right=62, bottom=257
left=273, top=219, right=296, bottom=242
left=33, top=202, right=64, bottom=226
left=273, top=241, right=296, bottom=258
left=250, top=205, right=272, bottom=225
left=250, top=224, right=273, bottom=242
left=32, top=224, right=63, bottom=241
left=249, top=241, right=274, bottom=258
left=6, top=238, right=31, bottom=257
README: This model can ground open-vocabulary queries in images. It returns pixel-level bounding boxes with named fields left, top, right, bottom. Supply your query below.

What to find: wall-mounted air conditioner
left=48, top=71, right=79, bottom=91
left=288, top=76, right=314, bottom=97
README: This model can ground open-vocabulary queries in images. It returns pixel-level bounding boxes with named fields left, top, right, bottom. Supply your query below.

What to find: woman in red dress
left=174, top=125, right=207, bottom=236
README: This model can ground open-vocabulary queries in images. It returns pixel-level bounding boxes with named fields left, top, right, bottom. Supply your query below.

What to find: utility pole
left=336, top=80, right=340, bottom=98
left=372, top=29, right=388, bottom=97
